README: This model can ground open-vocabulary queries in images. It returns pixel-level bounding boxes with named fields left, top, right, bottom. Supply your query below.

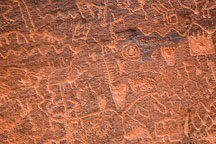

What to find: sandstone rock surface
left=0, top=0, right=216, bottom=143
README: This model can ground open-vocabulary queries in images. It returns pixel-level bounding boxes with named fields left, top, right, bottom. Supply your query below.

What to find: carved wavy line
left=37, top=10, right=78, bottom=20
left=138, top=22, right=194, bottom=37
left=0, top=44, right=77, bottom=59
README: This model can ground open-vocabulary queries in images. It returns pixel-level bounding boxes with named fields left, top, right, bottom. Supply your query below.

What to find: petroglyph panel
left=0, top=0, right=216, bottom=143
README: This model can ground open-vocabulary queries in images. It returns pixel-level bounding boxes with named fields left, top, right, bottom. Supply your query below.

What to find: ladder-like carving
left=102, top=46, right=127, bottom=110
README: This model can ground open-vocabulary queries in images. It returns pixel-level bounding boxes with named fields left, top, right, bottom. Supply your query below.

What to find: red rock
left=0, top=0, right=216, bottom=143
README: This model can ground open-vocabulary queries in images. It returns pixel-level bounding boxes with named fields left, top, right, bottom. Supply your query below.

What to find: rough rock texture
left=0, top=0, right=216, bottom=143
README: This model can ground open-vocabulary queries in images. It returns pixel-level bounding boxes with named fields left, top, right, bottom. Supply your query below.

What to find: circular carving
left=122, top=43, right=140, bottom=61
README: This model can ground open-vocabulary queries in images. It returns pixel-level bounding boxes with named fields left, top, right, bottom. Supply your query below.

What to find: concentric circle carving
left=121, top=43, right=140, bottom=61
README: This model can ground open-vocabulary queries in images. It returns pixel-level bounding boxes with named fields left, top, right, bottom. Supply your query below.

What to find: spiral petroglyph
left=121, top=43, right=141, bottom=61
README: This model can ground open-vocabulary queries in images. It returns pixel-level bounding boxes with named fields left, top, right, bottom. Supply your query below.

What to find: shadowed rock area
left=0, top=0, right=216, bottom=143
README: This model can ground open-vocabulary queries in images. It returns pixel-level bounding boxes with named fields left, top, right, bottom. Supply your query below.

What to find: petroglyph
left=207, top=59, right=216, bottom=83
left=178, top=0, right=216, bottom=18
left=0, top=4, right=15, bottom=22
left=160, top=46, right=176, bottom=66
left=14, top=0, right=35, bottom=28
left=0, top=31, right=30, bottom=46
left=151, top=1, right=177, bottom=25
left=188, top=31, right=215, bottom=56
left=121, top=43, right=141, bottom=61
left=72, top=20, right=93, bottom=42
left=155, top=119, right=183, bottom=141
left=110, top=83, right=128, bottom=110
left=31, top=29, right=65, bottom=45
left=101, top=46, right=127, bottom=110
left=128, top=77, right=155, bottom=94
left=124, top=126, right=151, bottom=140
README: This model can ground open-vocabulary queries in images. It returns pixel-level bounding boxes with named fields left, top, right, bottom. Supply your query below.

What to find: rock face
left=0, top=0, right=216, bottom=143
